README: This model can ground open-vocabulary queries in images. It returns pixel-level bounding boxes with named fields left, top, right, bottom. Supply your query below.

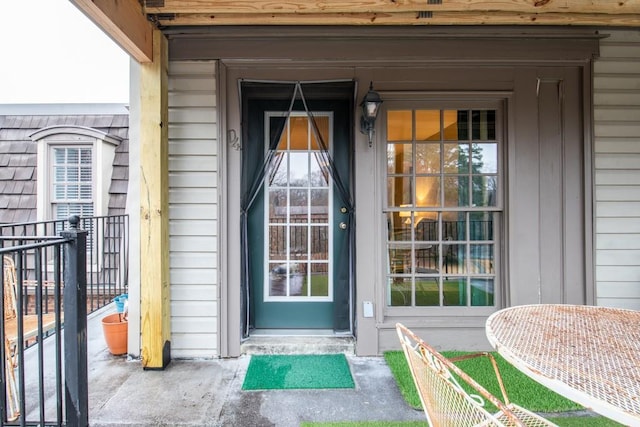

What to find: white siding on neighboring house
left=168, top=61, right=219, bottom=357
left=594, top=30, right=640, bottom=310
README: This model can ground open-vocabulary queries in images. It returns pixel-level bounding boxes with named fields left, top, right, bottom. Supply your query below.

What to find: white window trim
left=31, top=125, right=121, bottom=223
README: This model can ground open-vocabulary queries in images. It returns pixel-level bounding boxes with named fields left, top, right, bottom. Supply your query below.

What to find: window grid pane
left=52, top=147, right=93, bottom=203
left=385, top=108, right=499, bottom=308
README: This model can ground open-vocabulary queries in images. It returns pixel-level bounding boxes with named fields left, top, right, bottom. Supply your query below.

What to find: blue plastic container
left=114, top=293, right=128, bottom=313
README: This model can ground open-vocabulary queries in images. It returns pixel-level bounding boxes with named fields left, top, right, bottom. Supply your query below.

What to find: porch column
left=139, top=28, right=171, bottom=369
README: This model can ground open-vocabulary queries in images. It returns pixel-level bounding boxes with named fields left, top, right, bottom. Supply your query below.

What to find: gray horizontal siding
left=594, top=30, right=640, bottom=309
left=168, top=60, right=219, bottom=358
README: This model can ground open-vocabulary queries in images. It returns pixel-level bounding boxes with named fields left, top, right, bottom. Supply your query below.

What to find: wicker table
left=485, top=304, right=640, bottom=426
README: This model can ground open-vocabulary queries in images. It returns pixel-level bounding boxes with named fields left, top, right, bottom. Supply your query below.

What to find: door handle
left=339, top=222, right=347, bottom=230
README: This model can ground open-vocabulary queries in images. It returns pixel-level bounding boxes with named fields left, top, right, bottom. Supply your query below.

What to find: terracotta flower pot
left=102, top=313, right=128, bottom=355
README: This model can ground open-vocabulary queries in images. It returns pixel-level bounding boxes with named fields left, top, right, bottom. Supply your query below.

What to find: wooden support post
left=140, top=29, right=171, bottom=370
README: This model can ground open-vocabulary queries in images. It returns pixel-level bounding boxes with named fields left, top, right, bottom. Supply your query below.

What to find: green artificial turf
left=242, top=354, right=354, bottom=390
left=383, top=351, right=623, bottom=426
left=383, top=351, right=422, bottom=409
left=384, top=350, right=582, bottom=412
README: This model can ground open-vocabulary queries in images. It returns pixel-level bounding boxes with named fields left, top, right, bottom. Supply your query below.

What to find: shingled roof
left=0, top=104, right=129, bottom=224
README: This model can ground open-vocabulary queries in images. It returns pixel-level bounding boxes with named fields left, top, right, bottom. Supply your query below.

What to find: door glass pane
left=265, top=113, right=332, bottom=301
left=271, top=117, right=288, bottom=150
left=290, top=189, right=308, bottom=223
left=289, top=226, right=308, bottom=260
left=289, top=116, right=309, bottom=150
left=269, top=262, right=287, bottom=297
left=269, top=153, right=288, bottom=187
left=310, top=263, right=329, bottom=297
left=310, top=225, right=328, bottom=261
left=310, top=190, right=329, bottom=223
left=268, top=189, right=287, bottom=222
left=289, top=262, right=306, bottom=296
left=310, top=116, right=330, bottom=150
left=289, top=152, right=309, bottom=186
left=268, top=226, right=287, bottom=259
left=310, top=154, right=329, bottom=186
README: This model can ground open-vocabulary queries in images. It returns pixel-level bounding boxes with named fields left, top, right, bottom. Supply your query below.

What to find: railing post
left=61, top=215, right=88, bottom=427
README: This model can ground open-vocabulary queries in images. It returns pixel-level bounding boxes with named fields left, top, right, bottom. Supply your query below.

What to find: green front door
left=245, top=97, right=352, bottom=330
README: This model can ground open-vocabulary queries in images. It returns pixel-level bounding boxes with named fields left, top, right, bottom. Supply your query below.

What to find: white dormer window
left=30, top=125, right=121, bottom=223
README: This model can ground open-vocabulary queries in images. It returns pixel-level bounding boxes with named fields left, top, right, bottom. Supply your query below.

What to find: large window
left=385, top=108, right=501, bottom=308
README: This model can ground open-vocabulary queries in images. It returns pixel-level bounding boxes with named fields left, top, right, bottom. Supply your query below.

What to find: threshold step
left=241, top=335, right=355, bottom=355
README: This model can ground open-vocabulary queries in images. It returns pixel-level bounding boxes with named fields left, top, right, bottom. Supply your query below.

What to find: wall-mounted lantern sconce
left=359, top=81, right=383, bottom=147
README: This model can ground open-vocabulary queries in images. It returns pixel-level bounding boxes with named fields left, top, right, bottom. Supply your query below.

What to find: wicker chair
left=396, top=323, right=558, bottom=427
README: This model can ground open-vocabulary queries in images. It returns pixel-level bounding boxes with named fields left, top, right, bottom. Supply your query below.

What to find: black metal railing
left=0, top=215, right=129, bottom=316
left=0, top=216, right=89, bottom=426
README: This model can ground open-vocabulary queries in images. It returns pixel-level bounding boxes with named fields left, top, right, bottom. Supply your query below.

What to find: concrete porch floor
left=80, top=306, right=425, bottom=426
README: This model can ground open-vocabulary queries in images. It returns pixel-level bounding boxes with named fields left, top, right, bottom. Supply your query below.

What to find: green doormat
left=242, top=354, right=355, bottom=390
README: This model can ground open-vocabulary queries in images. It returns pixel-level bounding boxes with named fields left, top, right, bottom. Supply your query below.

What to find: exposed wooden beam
left=70, top=0, right=154, bottom=63
left=139, top=29, right=171, bottom=370
left=154, top=12, right=640, bottom=27
left=145, top=0, right=640, bottom=15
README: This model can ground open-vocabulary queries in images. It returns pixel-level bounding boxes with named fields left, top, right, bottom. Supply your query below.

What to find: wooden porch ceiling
left=144, top=0, right=640, bottom=27
left=71, top=0, right=640, bottom=62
